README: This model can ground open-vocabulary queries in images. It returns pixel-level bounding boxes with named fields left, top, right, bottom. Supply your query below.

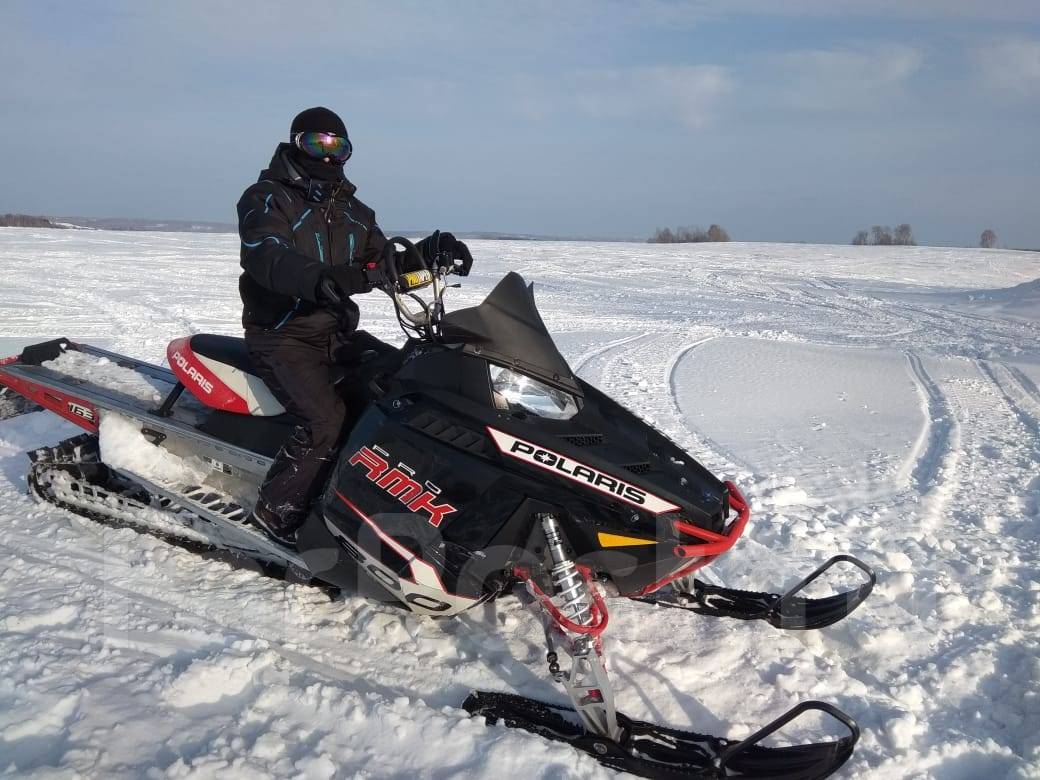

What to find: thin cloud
left=766, top=44, right=925, bottom=112
left=972, top=38, right=1040, bottom=98
left=711, top=0, right=1040, bottom=22
left=516, top=66, right=733, bottom=129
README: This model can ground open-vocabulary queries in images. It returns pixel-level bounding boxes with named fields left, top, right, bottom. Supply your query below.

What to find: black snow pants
left=245, top=324, right=348, bottom=526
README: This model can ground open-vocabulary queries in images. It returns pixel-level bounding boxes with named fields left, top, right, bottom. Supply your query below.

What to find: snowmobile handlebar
left=382, top=236, right=429, bottom=290
left=381, top=236, right=460, bottom=337
left=383, top=235, right=469, bottom=291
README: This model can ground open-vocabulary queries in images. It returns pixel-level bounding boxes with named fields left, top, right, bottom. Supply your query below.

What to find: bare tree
left=707, top=224, right=730, bottom=242
left=980, top=229, right=998, bottom=249
left=852, top=230, right=869, bottom=246
left=871, top=225, right=893, bottom=246
left=894, top=224, right=916, bottom=246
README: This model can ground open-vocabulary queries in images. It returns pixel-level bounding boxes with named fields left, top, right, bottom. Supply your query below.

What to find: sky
left=2, top=1, right=1038, bottom=246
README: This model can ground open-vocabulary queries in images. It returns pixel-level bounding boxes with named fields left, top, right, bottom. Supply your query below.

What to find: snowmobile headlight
left=489, top=364, right=579, bottom=420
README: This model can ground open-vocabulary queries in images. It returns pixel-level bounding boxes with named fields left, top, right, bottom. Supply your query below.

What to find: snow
left=1, top=227, right=1039, bottom=778
left=98, top=411, right=209, bottom=488
left=43, top=350, right=165, bottom=405
left=673, top=338, right=924, bottom=507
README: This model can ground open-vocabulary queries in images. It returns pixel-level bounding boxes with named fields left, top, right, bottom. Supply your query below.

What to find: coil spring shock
left=540, top=514, right=594, bottom=626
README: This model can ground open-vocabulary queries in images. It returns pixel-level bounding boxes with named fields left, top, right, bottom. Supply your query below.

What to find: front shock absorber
left=541, top=514, right=594, bottom=626
left=535, top=513, right=621, bottom=742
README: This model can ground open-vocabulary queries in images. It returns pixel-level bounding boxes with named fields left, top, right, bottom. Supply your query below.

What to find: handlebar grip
left=399, top=269, right=434, bottom=291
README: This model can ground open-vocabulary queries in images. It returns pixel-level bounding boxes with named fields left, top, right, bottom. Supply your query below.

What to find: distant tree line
left=649, top=224, right=730, bottom=243
left=0, top=213, right=63, bottom=229
left=850, top=225, right=1004, bottom=249
left=851, top=224, right=916, bottom=246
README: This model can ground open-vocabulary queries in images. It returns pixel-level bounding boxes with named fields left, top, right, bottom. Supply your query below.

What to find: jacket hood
left=258, top=143, right=358, bottom=200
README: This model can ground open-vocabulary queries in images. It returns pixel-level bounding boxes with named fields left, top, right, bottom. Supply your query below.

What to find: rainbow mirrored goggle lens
left=293, top=131, right=352, bottom=162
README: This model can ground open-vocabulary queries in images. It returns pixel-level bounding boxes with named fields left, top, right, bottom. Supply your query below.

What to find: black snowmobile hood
left=440, top=272, right=581, bottom=395
left=258, top=143, right=358, bottom=200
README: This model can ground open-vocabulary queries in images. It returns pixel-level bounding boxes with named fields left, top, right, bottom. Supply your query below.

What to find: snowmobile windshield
left=440, top=272, right=581, bottom=395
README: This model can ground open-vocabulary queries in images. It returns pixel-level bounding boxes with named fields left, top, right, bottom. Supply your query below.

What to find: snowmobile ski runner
left=0, top=237, right=875, bottom=778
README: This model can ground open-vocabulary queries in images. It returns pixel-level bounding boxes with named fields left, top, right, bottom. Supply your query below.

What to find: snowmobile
left=0, top=238, right=875, bottom=778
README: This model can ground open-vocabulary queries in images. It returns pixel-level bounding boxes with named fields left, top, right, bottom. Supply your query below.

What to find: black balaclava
left=289, top=106, right=348, bottom=183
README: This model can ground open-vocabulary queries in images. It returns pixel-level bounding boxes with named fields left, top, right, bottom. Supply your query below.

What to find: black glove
left=416, top=230, right=472, bottom=276
left=317, top=261, right=385, bottom=303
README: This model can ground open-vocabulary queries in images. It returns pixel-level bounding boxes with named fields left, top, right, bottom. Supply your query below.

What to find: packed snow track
left=1, top=228, right=1038, bottom=778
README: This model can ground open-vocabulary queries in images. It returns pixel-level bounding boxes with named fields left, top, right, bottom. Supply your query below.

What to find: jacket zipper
left=273, top=216, right=324, bottom=331
left=275, top=206, right=334, bottom=330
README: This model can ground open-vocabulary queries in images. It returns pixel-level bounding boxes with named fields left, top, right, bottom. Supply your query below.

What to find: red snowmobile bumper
left=633, top=478, right=876, bottom=629
left=672, top=479, right=750, bottom=559
left=635, top=480, right=750, bottom=596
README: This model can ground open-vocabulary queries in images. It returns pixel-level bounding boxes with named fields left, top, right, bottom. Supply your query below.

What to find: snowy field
left=1, top=227, right=1038, bottom=779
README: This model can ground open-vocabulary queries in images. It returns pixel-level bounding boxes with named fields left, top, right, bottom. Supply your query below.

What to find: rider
left=237, top=106, right=470, bottom=546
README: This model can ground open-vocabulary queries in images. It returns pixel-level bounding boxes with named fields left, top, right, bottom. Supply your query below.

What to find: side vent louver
left=408, top=412, right=488, bottom=455
left=624, top=462, right=653, bottom=475
left=558, top=433, right=604, bottom=447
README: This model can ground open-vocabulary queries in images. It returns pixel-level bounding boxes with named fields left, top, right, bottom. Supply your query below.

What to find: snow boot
left=247, top=502, right=300, bottom=549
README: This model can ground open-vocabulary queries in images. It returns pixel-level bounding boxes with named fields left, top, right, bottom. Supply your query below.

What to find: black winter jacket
left=237, top=144, right=388, bottom=334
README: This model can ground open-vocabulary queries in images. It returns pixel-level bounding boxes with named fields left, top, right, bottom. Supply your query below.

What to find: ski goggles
left=292, top=131, right=352, bottom=163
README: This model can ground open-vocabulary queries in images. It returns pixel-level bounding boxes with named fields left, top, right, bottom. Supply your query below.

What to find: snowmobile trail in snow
left=570, top=331, right=650, bottom=375
left=1, top=229, right=1039, bottom=777
left=903, top=351, right=958, bottom=500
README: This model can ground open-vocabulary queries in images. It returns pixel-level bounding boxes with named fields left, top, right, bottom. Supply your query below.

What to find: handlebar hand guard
left=382, top=237, right=427, bottom=292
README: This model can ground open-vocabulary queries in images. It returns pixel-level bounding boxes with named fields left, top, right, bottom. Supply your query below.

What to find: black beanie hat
left=291, top=106, right=347, bottom=138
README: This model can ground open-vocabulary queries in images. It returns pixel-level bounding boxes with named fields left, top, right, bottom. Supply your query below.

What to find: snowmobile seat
left=167, top=331, right=401, bottom=419
left=188, top=334, right=255, bottom=375
left=167, top=334, right=287, bottom=417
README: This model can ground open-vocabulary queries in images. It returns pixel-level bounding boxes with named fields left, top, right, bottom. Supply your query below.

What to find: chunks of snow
left=758, top=485, right=811, bottom=507
left=886, top=712, right=919, bottom=750
left=43, top=350, right=165, bottom=405
left=885, top=551, right=913, bottom=571
left=98, top=412, right=208, bottom=487
left=163, top=650, right=265, bottom=708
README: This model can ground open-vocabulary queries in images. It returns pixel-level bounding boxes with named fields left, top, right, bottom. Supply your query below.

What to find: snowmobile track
left=29, top=460, right=337, bottom=594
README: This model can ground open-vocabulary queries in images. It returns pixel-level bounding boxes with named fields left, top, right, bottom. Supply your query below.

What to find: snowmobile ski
left=633, top=555, right=876, bottom=630
left=463, top=691, right=859, bottom=779
left=471, top=517, right=862, bottom=779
